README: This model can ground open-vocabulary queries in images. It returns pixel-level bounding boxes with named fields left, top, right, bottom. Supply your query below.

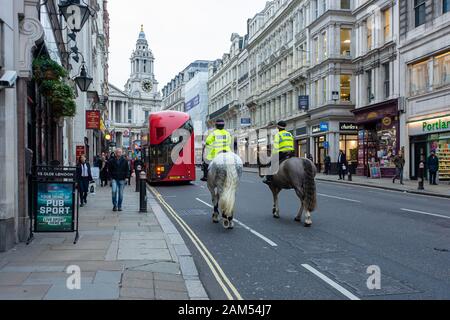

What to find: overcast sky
left=108, top=0, right=268, bottom=91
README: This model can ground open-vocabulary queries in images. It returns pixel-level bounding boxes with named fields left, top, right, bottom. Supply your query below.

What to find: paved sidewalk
left=243, top=167, right=450, bottom=198
left=0, top=180, right=208, bottom=300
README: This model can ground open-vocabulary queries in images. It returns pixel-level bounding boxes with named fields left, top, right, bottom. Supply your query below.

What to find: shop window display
left=430, top=135, right=450, bottom=181
left=357, top=122, right=398, bottom=176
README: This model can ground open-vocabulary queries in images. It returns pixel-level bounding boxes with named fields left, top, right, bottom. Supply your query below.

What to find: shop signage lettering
left=423, top=119, right=450, bottom=132
left=35, top=183, right=75, bottom=233
left=312, top=122, right=329, bottom=134
left=408, top=115, right=450, bottom=136
left=340, top=123, right=358, bottom=131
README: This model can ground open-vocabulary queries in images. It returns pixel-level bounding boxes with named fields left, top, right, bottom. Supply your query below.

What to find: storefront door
left=412, top=141, right=427, bottom=180
left=315, top=136, right=326, bottom=173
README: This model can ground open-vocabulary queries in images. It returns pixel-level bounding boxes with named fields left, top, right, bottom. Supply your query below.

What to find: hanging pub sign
left=28, top=166, right=80, bottom=245
left=86, top=110, right=101, bottom=130
left=76, top=145, right=85, bottom=158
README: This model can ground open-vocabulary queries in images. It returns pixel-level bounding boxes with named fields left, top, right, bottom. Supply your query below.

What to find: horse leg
left=294, top=187, right=305, bottom=224
left=304, top=211, right=312, bottom=228
left=209, top=184, right=220, bottom=224
left=271, top=187, right=281, bottom=219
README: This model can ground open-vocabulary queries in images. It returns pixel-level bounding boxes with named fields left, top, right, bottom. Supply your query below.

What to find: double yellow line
left=148, top=186, right=243, bottom=300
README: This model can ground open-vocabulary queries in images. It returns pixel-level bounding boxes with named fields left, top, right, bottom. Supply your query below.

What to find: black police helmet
left=277, top=121, right=287, bottom=129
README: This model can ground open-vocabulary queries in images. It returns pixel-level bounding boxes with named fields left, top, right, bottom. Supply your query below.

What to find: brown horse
left=260, top=157, right=317, bottom=227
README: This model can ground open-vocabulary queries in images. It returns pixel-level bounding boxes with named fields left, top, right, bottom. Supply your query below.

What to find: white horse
left=207, top=152, right=243, bottom=229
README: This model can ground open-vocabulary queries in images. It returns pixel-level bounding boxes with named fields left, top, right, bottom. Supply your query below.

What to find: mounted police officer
left=200, top=119, right=232, bottom=182
left=263, top=121, right=295, bottom=185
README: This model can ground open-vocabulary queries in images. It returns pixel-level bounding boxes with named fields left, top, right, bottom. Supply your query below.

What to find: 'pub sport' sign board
left=35, top=182, right=75, bottom=232
left=31, top=166, right=79, bottom=237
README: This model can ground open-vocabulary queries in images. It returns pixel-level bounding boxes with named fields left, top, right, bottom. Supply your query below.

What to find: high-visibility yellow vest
left=273, top=130, right=295, bottom=154
left=205, top=129, right=232, bottom=161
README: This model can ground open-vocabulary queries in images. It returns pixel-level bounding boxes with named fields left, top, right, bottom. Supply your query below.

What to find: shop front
left=311, top=122, right=329, bottom=173
left=353, top=99, right=400, bottom=177
left=408, top=114, right=450, bottom=182
left=295, top=126, right=309, bottom=158
left=339, top=123, right=359, bottom=173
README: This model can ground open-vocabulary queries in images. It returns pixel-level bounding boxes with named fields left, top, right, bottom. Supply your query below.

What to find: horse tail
left=302, top=158, right=317, bottom=212
left=219, top=159, right=240, bottom=218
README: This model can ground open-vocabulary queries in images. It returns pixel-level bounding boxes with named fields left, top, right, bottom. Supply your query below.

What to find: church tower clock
left=126, top=25, right=159, bottom=99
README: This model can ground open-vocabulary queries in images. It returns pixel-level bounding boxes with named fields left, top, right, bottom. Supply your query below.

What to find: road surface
left=150, top=170, right=450, bottom=300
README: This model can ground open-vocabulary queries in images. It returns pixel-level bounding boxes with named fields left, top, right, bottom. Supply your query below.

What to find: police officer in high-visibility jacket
left=263, top=121, right=295, bottom=185
left=201, top=119, right=232, bottom=182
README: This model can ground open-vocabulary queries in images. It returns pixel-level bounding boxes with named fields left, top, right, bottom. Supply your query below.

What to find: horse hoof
left=295, top=218, right=301, bottom=222
left=222, top=220, right=230, bottom=229
left=212, top=214, right=219, bottom=224
left=273, top=215, right=280, bottom=219
left=304, top=223, right=312, bottom=228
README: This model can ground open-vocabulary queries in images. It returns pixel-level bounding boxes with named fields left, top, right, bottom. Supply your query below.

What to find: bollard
left=139, top=171, right=147, bottom=213
left=135, top=165, right=142, bottom=193
left=348, top=163, right=353, bottom=182
left=418, top=161, right=425, bottom=190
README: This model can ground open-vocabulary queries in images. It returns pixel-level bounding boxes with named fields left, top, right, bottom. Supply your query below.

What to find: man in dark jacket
left=392, top=152, right=406, bottom=185
left=108, top=148, right=130, bottom=212
left=76, top=155, right=93, bottom=207
left=337, top=150, right=348, bottom=181
left=324, top=155, right=331, bottom=175
left=427, top=151, right=440, bottom=185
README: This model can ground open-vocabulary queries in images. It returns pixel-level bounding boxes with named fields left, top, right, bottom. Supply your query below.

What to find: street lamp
left=74, top=63, right=93, bottom=92
left=59, top=0, right=93, bottom=33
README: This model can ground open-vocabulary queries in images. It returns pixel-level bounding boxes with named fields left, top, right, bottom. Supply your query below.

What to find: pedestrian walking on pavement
left=324, top=155, right=331, bottom=175
left=125, top=154, right=132, bottom=186
left=76, top=155, right=93, bottom=207
left=393, top=151, right=405, bottom=185
left=337, top=150, right=348, bottom=181
left=108, top=148, right=130, bottom=212
left=100, top=155, right=109, bottom=187
left=427, top=151, right=440, bottom=185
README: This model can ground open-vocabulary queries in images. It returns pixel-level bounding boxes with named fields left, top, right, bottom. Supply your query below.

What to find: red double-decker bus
left=142, top=111, right=196, bottom=183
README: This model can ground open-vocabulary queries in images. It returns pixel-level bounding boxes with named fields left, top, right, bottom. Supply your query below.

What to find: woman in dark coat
left=100, top=155, right=109, bottom=187
left=76, top=155, right=93, bottom=207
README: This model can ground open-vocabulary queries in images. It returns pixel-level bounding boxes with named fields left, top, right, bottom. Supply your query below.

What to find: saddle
left=259, top=152, right=294, bottom=169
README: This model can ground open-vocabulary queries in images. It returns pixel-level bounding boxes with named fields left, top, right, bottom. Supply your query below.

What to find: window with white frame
left=314, top=37, right=319, bottom=63
left=0, top=21, right=3, bottom=69
left=322, top=77, right=327, bottom=104
left=366, top=18, right=373, bottom=51
left=341, top=0, right=350, bottom=10
left=383, top=7, right=391, bottom=43
left=322, top=31, right=328, bottom=59
left=367, top=70, right=374, bottom=103
left=414, top=0, right=426, bottom=27
left=433, top=52, right=450, bottom=89
left=340, top=28, right=351, bottom=56
left=383, top=62, right=390, bottom=98
left=314, top=80, right=319, bottom=106
left=409, top=60, right=429, bottom=95
left=340, top=75, right=351, bottom=102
